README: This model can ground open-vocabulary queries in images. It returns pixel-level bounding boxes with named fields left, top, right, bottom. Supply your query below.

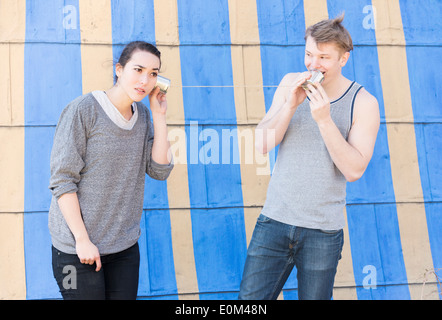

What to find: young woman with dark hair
left=49, top=41, right=173, bottom=300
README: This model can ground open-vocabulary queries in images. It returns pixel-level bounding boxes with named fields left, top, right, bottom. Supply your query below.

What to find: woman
left=49, top=41, right=173, bottom=300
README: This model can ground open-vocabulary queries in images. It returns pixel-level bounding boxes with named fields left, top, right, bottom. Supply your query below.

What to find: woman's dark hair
left=114, top=41, right=161, bottom=83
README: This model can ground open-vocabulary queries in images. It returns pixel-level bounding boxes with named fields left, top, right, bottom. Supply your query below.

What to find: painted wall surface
left=0, top=0, right=441, bottom=300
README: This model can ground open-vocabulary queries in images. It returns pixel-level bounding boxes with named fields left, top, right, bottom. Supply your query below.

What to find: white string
left=170, top=85, right=281, bottom=88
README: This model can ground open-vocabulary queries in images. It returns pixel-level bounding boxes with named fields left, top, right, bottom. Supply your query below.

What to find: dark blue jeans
left=52, top=242, right=140, bottom=300
left=239, top=214, right=343, bottom=300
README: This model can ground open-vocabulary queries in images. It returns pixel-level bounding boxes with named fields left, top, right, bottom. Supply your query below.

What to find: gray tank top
left=261, top=81, right=363, bottom=230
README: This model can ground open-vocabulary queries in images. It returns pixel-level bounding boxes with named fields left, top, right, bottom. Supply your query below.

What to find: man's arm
left=255, top=72, right=312, bottom=154
left=306, top=83, right=380, bottom=182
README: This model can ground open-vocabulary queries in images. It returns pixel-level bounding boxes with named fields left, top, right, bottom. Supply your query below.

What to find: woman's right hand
left=75, top=237, right=102, bottom=272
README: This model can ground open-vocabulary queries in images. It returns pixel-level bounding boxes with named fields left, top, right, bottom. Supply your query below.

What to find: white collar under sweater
left=92, top=90, right=138, bottom=130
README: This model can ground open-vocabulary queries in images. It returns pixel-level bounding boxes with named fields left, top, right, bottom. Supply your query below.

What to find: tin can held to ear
left=301, top=70, right=324, bottom=90
left=155, top=75, right=171, bottom=94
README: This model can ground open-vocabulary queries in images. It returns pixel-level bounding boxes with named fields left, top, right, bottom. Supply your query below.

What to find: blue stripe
left=400, top=1, right=442, bottom=297
left=177, top=0, right=231, bottom=45
left=177, top=0, right=247, bottom=295
left=402, top=47, right=442, bottom=124
left=346, top=45, right=396, bottom=204
left=138, top=210, right=177, bottom=297
left=179, top=46, right=237, bottom=124
left=190, top=208, right=247, bottom=294
left=110, top=1, right=176, bottom=298
left=399, top=0, right=442, bottom=46
left=23, top=212, right=61, bottom=299
left=111, top=0, right=156, bottom=45
left=347, top=204, right=410, bottom=299
left=256, top=0, right=305, bottom=45
left=425, top=203, right=442, bottom=298
left=326, top=0, right=378, bottom=46
left=24, top=0, right=82, bottom=299
left=185, top=124, right=244, bottom=208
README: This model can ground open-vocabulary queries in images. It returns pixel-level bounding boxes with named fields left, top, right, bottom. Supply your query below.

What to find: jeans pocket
left=257, top=214, right=271, bottom=224
left=319, top=229, right=342, bottom=234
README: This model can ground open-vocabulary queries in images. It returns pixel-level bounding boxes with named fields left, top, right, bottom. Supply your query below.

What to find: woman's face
left=115, top=50, right=161, bottom=102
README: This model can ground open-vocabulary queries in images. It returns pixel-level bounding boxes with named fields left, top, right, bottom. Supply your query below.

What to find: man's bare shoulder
left=355, top=87, right=378, bottom=108
left=352, top=87, right=380, bottom=125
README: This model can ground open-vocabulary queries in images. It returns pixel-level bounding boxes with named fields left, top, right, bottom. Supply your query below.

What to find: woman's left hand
left=149, top=86, right=168, bottom=116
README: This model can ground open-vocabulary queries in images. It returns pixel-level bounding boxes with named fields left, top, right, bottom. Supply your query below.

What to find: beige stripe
left=334, top=208, right=357, bottom=300
left=303, top=0, right=329, bottom=28
left=153, top=0, right=180, bottom=46
left=228, top=0, right=266, bottom=125
left=0, top=0, right=26, bottom=300
left=0, top=214, right=26, bottom=299
left=169, top=209, right=199, bottom=298
left=236, top=126, right=270, bottom=207
left=243, top=207, right=261, bottom=247
left=79, top=0, right=114, bottom=94
left=167, top=126, right=190, bottom=208
left=228, top=0, right=270, bottom=217
left=158, top=46, right=186, bottom=125
left=154, top=0, right=199, bottom=299
left=0, top=0, right=25, bottom=125
left=372, top=0, right=436, bottom=299
left=228, top=0, right=260, bottom=45
left=154, top=0, right=185, bottom=125
left=0, top=0, right=26, bottom=44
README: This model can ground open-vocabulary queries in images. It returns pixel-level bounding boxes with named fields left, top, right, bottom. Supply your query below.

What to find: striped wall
left=0, top=0, right=441, bottom=300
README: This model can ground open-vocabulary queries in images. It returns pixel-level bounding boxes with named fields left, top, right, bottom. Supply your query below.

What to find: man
left=239, top=14, right=380, bottom=300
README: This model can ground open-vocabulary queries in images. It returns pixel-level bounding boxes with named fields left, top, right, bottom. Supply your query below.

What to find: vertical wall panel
left=79, top=0, right=113, bottom=94
left=373, top=0, right=436, bottom=299
left=190, top=208, right=247, bottom=298
left=178, top=0, right=247, bottom=299
left=23, top=212, right=60, bottom=299
left=24, top=0, right=82, bottom=299
left=139, top=210, right=177, bottom=298
left=400, top=2, right=442, bottom=296
left=347, top=204, right=409, bottom=299
left=0, top=0, right=26, bottom=300
left=400, top=0, right=442, bottom=296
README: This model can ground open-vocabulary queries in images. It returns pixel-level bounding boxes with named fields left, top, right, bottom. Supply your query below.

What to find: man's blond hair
left=304, top=13, right=353, bottom=53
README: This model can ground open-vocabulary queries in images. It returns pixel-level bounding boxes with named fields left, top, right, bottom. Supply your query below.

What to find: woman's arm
left=57, top=192, right=101, bottom=271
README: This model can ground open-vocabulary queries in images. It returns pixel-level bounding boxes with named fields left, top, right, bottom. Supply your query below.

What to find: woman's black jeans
left=52, top=242, right=140, bottom=300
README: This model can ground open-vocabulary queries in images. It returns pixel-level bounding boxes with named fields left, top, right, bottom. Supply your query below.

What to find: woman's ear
left=115, top=63, right=123, bottom=81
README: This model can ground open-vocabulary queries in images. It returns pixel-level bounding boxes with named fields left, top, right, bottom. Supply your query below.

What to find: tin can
left=155, top=75, right=171, bottom=94
left=301, top=70, right=324, bottom=90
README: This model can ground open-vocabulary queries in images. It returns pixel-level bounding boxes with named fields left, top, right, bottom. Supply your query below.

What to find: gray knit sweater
left=48, top=93, right=173, bottom=255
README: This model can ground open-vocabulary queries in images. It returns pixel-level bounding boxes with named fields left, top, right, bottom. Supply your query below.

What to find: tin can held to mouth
left=301, top=70, right=324, bottom=90
left=155, top=75, right=171, bottom=94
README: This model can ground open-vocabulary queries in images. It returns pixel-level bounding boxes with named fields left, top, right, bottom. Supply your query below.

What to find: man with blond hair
left=239, top=14, right=380, bottom=300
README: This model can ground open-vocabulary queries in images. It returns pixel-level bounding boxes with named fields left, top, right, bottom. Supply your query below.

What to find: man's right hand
left=285, top=71, right=312, bottom=109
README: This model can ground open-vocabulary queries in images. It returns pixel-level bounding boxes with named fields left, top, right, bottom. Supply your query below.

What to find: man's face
left=304, top=36, right=349, bottom=86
